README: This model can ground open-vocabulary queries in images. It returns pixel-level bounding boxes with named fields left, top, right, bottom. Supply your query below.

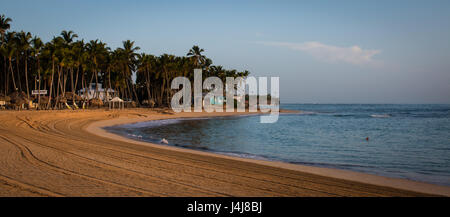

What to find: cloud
left=256, top=41, right=381, bottom=65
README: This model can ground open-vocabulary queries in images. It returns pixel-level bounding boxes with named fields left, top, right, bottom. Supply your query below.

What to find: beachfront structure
left=78, top=83, right=115, bottom=101
left=0, top=100, right=6, bottom=109
left=109, top=97, right=124, bottom=109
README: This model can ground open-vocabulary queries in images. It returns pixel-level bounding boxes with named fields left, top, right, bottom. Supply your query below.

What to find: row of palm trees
left=0, top=14, right=250, bottom=109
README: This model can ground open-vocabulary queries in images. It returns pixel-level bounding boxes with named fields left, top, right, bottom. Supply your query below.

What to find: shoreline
left=87, top=109, right=450, bottom=196
left=0, top=108, right=448, bottom=196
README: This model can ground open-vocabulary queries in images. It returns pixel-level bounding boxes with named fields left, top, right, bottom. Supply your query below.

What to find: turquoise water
left=106, top=104, right=450, bottom=186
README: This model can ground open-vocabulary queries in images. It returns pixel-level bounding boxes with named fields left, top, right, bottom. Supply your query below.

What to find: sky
left=2, top=0, right=450, bottom=103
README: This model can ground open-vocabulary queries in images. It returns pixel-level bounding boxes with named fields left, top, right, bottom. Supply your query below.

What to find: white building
left=78, top=83, right=115, bottom=101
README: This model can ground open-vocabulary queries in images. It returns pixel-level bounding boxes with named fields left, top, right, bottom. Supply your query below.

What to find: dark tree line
left=0, top=14, right=249, bottom=109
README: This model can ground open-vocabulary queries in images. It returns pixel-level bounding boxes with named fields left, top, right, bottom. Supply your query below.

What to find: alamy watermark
left=171, top=69, right=279, bottom=123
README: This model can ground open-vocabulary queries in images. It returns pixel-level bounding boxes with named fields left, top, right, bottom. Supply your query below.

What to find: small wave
left=370, top=114, right=391, bottom=118
left=213, top=151, right=271, bottom=161
left=127, top=134, right=143, bottom=139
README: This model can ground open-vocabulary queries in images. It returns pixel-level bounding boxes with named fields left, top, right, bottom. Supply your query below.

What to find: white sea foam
left=214, top=151, right=271, bottom=161
left=370, top=114, right=391, bottom=118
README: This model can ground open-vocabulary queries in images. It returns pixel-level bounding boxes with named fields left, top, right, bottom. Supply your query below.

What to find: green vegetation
left=0, top=14, right=249, bottom=109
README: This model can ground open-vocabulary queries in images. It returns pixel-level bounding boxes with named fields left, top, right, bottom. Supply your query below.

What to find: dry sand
left=0, top=108, right=448, bottom=196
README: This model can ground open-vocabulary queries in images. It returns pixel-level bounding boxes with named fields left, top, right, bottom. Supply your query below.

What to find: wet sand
left=0, top=109, right=448, bottom=196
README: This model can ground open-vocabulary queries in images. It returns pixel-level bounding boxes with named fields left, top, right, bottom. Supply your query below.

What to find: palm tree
left=61, top=30, right=78, bottom=44
left=44, top=39, right=55, bottom=109
left=120, top=40, right=140, bottom=103
left=209, top=65, right=227, bottom=82
left=109, top=49, right=122, bottom=98
left=137, top=53, right=156, bottom=106
left=159, top=54, right=178, bottom=105
left=0, top=43, right=6, bottom=95
left=4, top=32, right=17, bottom=92
left=0, top=14, right=12, bottom=42
left=0, top=14, right=254, bottom=109
left=71, top=40, right=84, bottom=97
left=86, top=39, right=109, bottom=99
left=50, top=36, right=67, bottom=108
left=0, top=15, right=12, bottom=96
left=61, top=30, right=78, bottom=99
left=17, top=31, right=32, bottom=99
left=31, top=36, right=43, bottom=108
left=187, top=45, right=206, bottom=68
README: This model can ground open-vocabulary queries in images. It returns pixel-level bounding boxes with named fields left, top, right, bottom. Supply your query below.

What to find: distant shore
left=0, top=109, right=448, bottom=196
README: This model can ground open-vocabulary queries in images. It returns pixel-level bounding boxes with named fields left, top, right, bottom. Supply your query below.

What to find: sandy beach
left=0, top=109, right=449, bottom=197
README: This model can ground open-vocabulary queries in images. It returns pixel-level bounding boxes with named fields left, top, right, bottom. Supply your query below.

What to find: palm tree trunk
left=123, top=85, right=128, bottom=101
left=16, top=56, right=22, bottom=92
left=54, top=66, right=61, bottom=109
left=37, top=58, right=41, bottom=110
left=81, top=72, right=86, bottom=109
left=74, top=66, right=80, bottom=94
left=165, top=70, right=170, bottom=106
left=24, top=56, right=30, bottom=99
left=152, top=86, right=156, bottom=103
left=47, top=58, right=55, bottom=109
left=108, top=68, right=112, bottom=99
left=8, top=57, right=16, bottom=91
left=94, top=69, right=99, bottom=99
left=131, top=78, right=139, bottom=105
left=63, top=69, right=68, bottom=97
left=4, top=61, right=6, bottom=96
left=146, top=68, right=151, bottom=107
left=102, top=71, right=107, bottom=102
left=4, top=56, right=7, bottom=96
left=88, top=72, right=95, bottom=102
left=70, top=67, right=74, bottom=94
left=160, top=77, right=165, bottom=106
left=125, top=77, right=132, bottom=101
left=73, top=67, right=80, bottom=107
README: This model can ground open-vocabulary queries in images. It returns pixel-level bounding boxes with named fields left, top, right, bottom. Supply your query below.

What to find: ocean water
left=105, top=104, right=450, bottom=186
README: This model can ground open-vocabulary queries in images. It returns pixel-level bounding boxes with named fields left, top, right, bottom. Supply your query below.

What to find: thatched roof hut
left=9, top=92, right=28, bottom=106
left=0, top=94, right=11, bottom=102
left=89, top=98, right=104, bottom=107
left=64, top=92, right=83, bottom=101
left=125, top=101, right=137, bottom=108
left=9, top=91, right=27, bottom=99
left=55, top=95, right=67, bottom=104
left=142, top=99, right=156, bottom=108
left=33, top=96, right=49, bottom=104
